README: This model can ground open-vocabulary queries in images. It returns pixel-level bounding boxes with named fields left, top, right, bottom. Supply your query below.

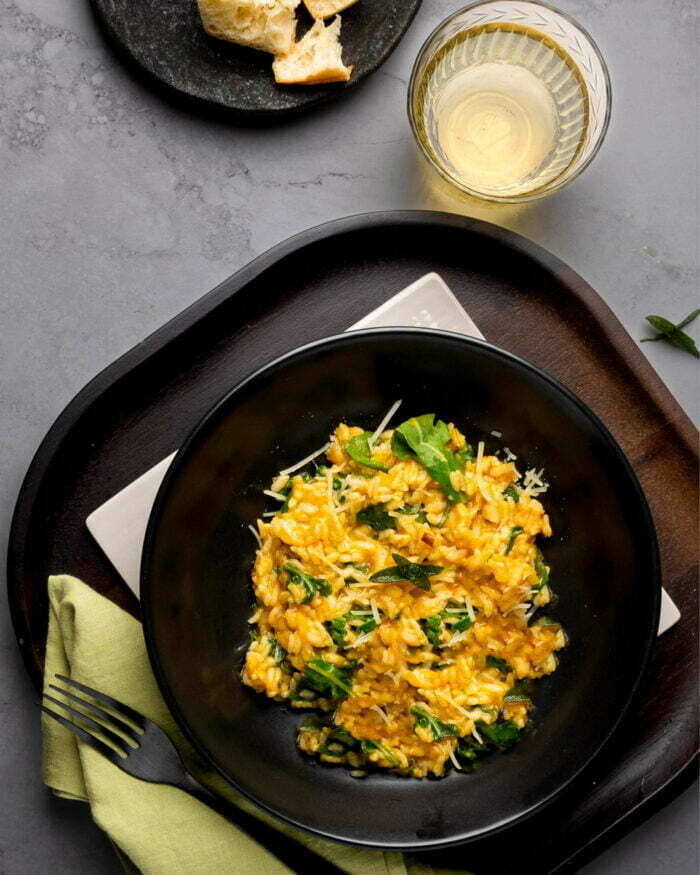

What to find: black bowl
left=141, top=328, right=660, bottom=849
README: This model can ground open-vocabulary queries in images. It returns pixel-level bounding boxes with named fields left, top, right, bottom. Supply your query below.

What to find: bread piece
left=197, top=0, right=300, bottom=56
left=273, top=16, right=352, bottom=84
left=303, top=0, right=360, bottom=18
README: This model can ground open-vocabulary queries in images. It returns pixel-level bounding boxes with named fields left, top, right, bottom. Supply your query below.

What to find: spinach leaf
left=391, top=414, right=468, bottom=503
left=346, top=562, right=370, bottom=575
left=455, top=444, right=476, bottom=464
left=327, top=617, right=347, bottom=648
left=279, top=480, right=293, bottom=512
left=436, top=507, right=451, bottom=528
left=369, top=554, right=444, bottom=591
left=441, top=605, right=474, bottom=633
left=503, top=485, right=520, bottom=503
left=299, top=470, right=315, bottom=483
left=268, top=636, right=293, bottom=675
left=478, top=719, right=521, bottom=748
left=531, top=615, right=560, bottom=628
left=292, top=658, right=357, bottom=701
left=421, top=615, right=443, bottom=648
left=357, top=504, right=397, bottom=531
left=360, top=739, right=399, bottom=767
left=430, top=662, right=451, bottom=671
left=410, top=706, right=460, bottom=741
left=532, top=548, right=549, bottom=591
left=318, top=726, right=360, bottom=756
left=344, top=432, right=389, bottom=471
left=284, top=563, right=332, bottom=604
left=298, top=715, right=325, bottom=732
left=641, top=310, right=700, bottom=358
left=397, top=504, right=428, bottom=523
left=504, top=525, right=524, bottom=555
left=486, top=655, right=511, bottom=674
left=456, top=719, right=521, bottom=764
left=503, top=680, right=532, bottom=704
left=356, top=618, right=378, bottom=636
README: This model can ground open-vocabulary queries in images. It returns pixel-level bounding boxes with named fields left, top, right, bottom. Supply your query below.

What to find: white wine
left=412, top=22, right=589, bottom=199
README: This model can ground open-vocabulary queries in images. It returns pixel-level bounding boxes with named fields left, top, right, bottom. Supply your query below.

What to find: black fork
left=42, top=675, right=342, bottom=874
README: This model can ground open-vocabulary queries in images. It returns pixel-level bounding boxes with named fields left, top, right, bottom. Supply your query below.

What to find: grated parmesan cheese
left=475, top=441, right=492, bottom=503
left=279, top=442, right=331, bottom=476
left=263, top=489, right=288, bottom=501
left=371, top=704, right=391, bottom=725
left=270, top=473, right=290, bottom=493
left=347, top=632, right=372, bottom=649
left=435, top=689, right=470, bottom=718
left=503, top=447, right=517, bottom=462
left=448, top=746, right=462, bottom=770
left=490, top=430, right=502, bottom=438
left=370, top=599, right=381, bottom=624
left=444, top=630, right=468, bottom=648
left=368, top=399, right=402, bottom=447
left=522, top=467, right=549, bottom=496
left=247, top=524, right=262, bottom=548
left=471, top=725, right=484, bottom=745
left=465, top=596, right=476, bottom=623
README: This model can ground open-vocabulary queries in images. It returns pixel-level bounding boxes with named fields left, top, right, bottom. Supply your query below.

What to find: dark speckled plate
left=89, top=0, right=422, bottom=119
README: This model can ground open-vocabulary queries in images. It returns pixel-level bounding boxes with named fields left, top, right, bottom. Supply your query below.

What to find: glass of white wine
left=408, top=0, right=611, bottom=203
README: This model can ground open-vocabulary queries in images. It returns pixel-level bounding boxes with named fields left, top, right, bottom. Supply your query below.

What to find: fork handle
left=173, top=772, right=343, bottom=875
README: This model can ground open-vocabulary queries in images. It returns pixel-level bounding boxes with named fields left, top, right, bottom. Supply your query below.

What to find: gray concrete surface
left=1, top=0, right=697, bottom=872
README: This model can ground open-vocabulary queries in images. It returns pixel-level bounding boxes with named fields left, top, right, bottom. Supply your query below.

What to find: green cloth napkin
left=42, top=575, right=459, bottom=875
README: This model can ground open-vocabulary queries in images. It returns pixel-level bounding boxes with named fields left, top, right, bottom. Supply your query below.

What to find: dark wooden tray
left=8, top=212, right=698, bottom=873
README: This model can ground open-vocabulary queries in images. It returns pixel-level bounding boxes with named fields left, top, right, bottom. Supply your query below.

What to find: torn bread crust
left=273, top=16, right=352, bottom=84
left=304, top=0, right=360, bottom=19
left=197, top=0, right=300, bottom=56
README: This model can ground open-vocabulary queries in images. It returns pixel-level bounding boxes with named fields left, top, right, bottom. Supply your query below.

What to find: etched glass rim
left=407, top=0, right=613, bottom=203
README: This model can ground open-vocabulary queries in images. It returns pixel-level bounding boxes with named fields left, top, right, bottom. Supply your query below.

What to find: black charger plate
left=141, top=328, right=660, bottom=849
left=89, top=0, right=422, bottom=119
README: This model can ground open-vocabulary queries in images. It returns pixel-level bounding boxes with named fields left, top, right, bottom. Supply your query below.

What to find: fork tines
left=42, top=674, right=143, bottom=762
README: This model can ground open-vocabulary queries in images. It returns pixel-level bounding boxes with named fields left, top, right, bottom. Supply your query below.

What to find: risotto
left=242, top=407, right=566, bottom=778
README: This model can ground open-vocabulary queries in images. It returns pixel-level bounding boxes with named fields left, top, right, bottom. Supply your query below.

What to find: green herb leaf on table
left=284, top=563, right=332, bottom=604
left=391, top=414, right=468, bottom=503
left=356, top=504, right=397, bottom=531
left=640, top=310, right=700, bottom=358
left=410, top=706, right=460, bottom=741
left=344, top=432, right=389, bottom=471
left=504, top=525, right=524, bottom=555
